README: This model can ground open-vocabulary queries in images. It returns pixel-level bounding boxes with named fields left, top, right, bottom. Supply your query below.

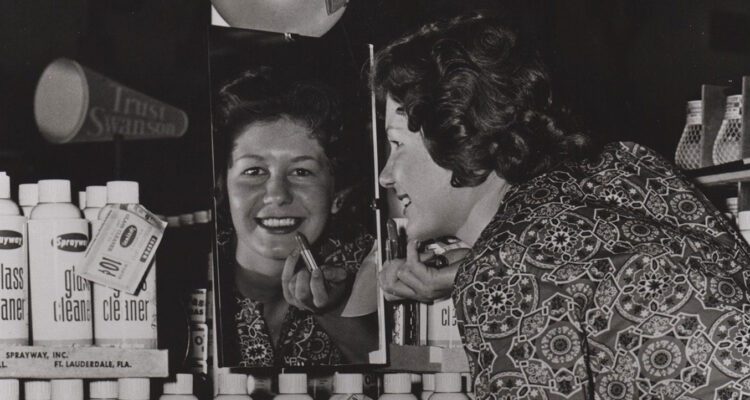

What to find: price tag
left=79, top=204, right=166, bottom=294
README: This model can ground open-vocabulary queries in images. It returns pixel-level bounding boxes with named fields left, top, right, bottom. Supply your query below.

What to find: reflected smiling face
left=227, top=117, right=334, bottom=263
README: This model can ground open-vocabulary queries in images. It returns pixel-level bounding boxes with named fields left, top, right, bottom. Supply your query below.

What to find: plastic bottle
left=82, top=185, right=107, bottom=222
left=18, top=183, right=38, bottom=217
left=428, top=374, right=467, bottom=400
left=330, top=373, right=371, bottom=400
left=93, top=181, right=157, bottom=348
left=377, top=374, right=415, bottom=400
left=90, top=380, right=118, bottom=400
left=275, top=374, right=312, bottom=400
left=0, top=173, right=29, bottom=345
left=419, top=375, right=433, bottom=400
left=25, top=381, right=51, bottom=400
left=0, top=379, right=19, bottom=400
left=160, top=374, right=198, bottom=400
left=117, top=378, right=151, bottom=400
left=215, top=373, right=250, bottom=400
left=28, top=179, right=91, bottom=346
left=51, top=379, right=84, bottom=400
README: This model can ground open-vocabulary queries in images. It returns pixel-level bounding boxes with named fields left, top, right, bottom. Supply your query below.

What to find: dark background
left=1, top=0, right=750, bottom=215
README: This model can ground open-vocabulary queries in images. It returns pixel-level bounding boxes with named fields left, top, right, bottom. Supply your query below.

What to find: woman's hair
left=214, top=66, right=343, bottom=172
left=371, top=13, right=591, bottom=186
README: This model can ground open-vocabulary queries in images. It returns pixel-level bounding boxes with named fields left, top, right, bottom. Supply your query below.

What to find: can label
left=189, top=323, right=208, bottom=362
left=0, top=217, right=29, bottom=344
left=427, top=299, right=462, bottom=348
left=93, top=264, right=157, bottom=348
left=190, top=288, right=207, bottom=323
left=28, top=219, right=91, bottom=345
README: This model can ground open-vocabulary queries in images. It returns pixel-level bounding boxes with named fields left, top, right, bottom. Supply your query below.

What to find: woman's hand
left=281, top=249, right=352, bottom=313
left=379, top=240, right=458, bottom=303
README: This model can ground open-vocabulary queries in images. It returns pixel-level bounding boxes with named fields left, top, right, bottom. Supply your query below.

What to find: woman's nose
left=379, top=156, right=395, bottom=189
left=263, top=175, right=293, bottom=205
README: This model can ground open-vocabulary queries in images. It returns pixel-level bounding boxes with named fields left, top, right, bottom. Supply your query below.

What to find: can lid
left=163, top=374, right=193, bottom=395
left=85, top=185, right=108, bottom=208
left=89, top=380, right=117, bottom=398
left=434, top=373, right=461, bottom=393
left=179, top=213, right=195, bottom=226
left=18, top=183, right=39, bottom=206
left=0, top=379, right=19, bottom=400
left=384, top=374, right=412, bottom=394
left=25, top=381, right=51, bottom=400
left=51, top=379, right=83, bottom=400
left=118, top=378, right=150, bottom=399
left=38, top=179, right=71, bottom=203
left=0, top=172, right=11, bottom=199
left=218, top=373, right=247, bottom=395
left=278, top=373, right=307, bottom=394
left=106, top=181, right=139, bottom=204
left=194, top=210, right=210, bottom=224
left=422, top=374, right=435, bottom=391
left=334, top=373, right=363, bottom=394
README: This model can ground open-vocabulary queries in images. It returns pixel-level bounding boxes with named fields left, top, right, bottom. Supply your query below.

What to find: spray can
left=0, top=172, right=29, bottom=345
left=89, top=380, right=118, bottom=400
left=117, top=378, right=151, bottom=400
left=0, top=379, right=19, bottom=400
left=160, top=374, right=198, bottom=400
left=377, top=375, right=415, bottom=400
left=330, top=373, right=372, bottom=400
left=18, top=183, right=38, bottom=217
left=82, top=186, right=107, bottom=223
left=25, top=381, right=51, bottom=400
left=274, top=374, right=312, bottom=400
left=51, top=379, right=84, bottom=400
left=215, top=374, right=251, bottom=400
left=28, top=179, right=91, bottom=346
left=93, top=181, right=157, bottom=348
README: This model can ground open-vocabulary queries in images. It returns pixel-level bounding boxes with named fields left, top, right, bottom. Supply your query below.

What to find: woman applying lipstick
left=214, top=67, right=378, bottom=367
left=373, top=13, right=750, bottom=399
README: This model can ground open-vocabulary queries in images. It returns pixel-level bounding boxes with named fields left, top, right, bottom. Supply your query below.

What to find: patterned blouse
left=453, top=142, right=750, bottom=399
left=227, top=232, right=375, bottom=368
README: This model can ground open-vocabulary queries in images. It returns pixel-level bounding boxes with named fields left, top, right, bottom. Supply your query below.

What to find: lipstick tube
left=295, top=232, right=319, bottom=272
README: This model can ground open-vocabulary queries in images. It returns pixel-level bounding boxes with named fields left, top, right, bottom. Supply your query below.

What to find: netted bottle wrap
left=712, top=94, right=744, bottom=165
left=675, top=100, right=704, bottom=170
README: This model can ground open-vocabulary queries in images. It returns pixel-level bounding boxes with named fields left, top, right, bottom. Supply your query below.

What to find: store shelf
left=378, top=344, right=469, bottom=373
left=685, top=158, right=750, bottom=186
left=0, top=346, right=168, bottom=378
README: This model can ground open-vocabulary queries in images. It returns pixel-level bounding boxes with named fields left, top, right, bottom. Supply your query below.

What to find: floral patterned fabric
left=453, top=142, right=750, bottom=399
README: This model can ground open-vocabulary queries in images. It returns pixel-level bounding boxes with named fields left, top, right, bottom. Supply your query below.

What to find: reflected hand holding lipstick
left=295, top=232, right=320, bottom=272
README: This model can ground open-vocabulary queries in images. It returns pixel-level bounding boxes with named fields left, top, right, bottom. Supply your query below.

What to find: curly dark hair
left=371, top=13, right=591, bottom=186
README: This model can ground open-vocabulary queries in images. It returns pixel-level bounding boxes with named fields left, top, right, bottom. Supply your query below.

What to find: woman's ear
left=331, top=187, right=353, bottom=214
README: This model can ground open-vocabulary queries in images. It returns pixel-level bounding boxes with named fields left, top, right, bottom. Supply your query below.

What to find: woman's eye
left=291, top=168, right=314, bottom=177
left=242, top=167, right=266, bottom=176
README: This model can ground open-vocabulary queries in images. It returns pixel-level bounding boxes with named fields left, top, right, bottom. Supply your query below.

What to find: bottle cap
left=218, top=373, right=247, bottom=395
left=0, top=379, right=19, bottom=400
left=24, top=381, right=51, bottom=400
left=179, top=213, right=195, bottom=226
left=422, top=374, right=435, bottom=391
left=278, top=373, right=307, bottom=394
left=434, top=373, right=461, bottom=393
left=18, top=183, right=39, bottom=206
left=194, top=210, right=210, bottom=224
left=738, top=211, right=750, bottom=230
left=78, top=191, right=86, bottom=209
left=85, top=185, right=108, bottom=208
left=118, top=378, right=150, bottom=399
left=167, top=216, right=181, bottom=227
left=384, top=374, right=411, bottom=394
left=106, top=181, right=139, bottom=204
left=38, top=179, right=71, bottom=203
left=163, top=374, right=193, bottom=395
left=333, top=373, right=363, bottom=394
left=89, top=380, right=117, bottom=399
left=0, top=172, right=10, bottom=199
left=51, top=379, right=83, bottom=400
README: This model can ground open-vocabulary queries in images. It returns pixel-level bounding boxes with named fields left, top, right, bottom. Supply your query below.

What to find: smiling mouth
left=255, top=217, right=304, bottom=234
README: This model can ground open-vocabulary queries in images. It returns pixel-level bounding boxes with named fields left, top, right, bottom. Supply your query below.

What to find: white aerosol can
left=0, top=173, right=29, bottom=344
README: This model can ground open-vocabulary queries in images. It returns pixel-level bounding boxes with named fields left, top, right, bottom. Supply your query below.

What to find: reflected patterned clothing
left=234, top=296, right=343, bottom=367
left=453, top=142, right=750, bottom=399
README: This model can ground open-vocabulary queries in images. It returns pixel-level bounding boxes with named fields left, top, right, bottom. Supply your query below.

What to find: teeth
left=260, top=218, right=297, bottom=227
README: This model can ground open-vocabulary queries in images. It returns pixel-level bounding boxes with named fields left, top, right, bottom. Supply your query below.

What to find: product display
left=18, top=184, right=38, bottom=218
left=330, top=374, right=370, bottom=400
left=215, top=374, right=250, bottom=400
left=674, top=99, right=703, bottom=169
left=276, top=374, right=311, bottom=400
left=0, top=379, right=20, bottom=400
left=429, top=374, right=466, bottom=400
left=90, top=380, right=118, bottom=400
left=162, top=374, right=198, bottom=400
left=712, top=94, right=744, bottom=164
left=118, top=378, right=151, bottom=400
left=419, top=375, right=433, bottom=400
left=378, top=375, right=414, bottom=400
left=51, top=379, right=84, bottom=400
